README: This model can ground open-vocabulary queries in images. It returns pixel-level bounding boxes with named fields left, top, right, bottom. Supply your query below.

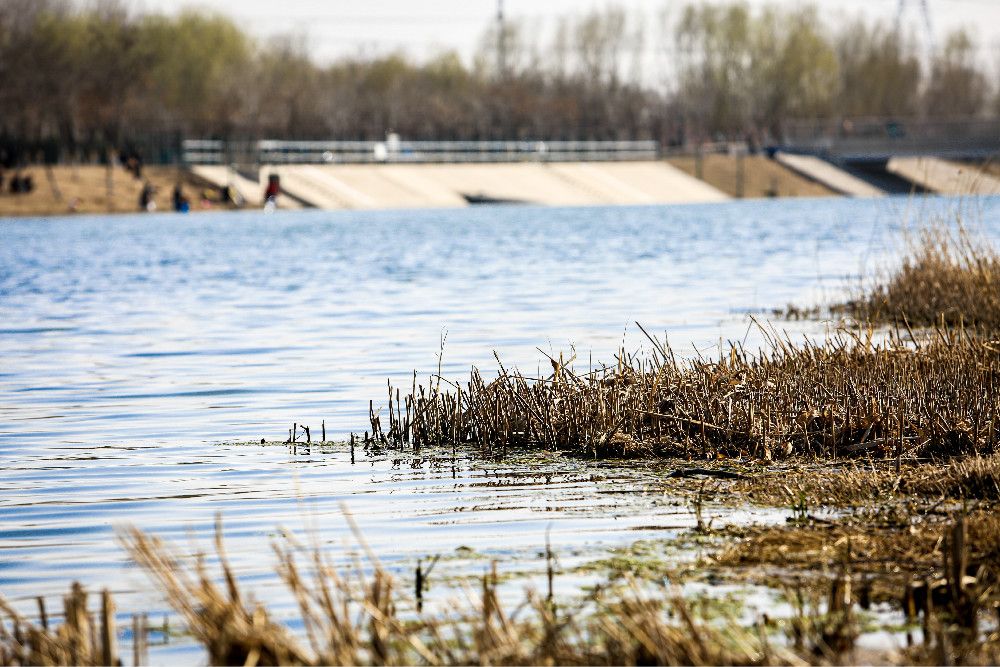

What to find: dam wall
left=194, top=161, right=729, bottom=210
left=886, top=157, right=1000, bottom=196
left=773, top=152, right=884, bottom=198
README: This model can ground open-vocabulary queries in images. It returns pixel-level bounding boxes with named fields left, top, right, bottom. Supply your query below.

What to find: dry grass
left=0, top=584, right=124, bottom=666
left=715, top=509, right=1000, bottom=663
left=715, top=509, right=999, bottom=584
left=114, top=518, right=791, bottom=666
left=367, top=330, right=1000, bottom=462
left=0, top=164, right=228, bottom=217
left=842, top=220, right=1000, bottom=332
left=6, top=512, right=997, bottom=666
left=730, top=454, right=1000, bottom=508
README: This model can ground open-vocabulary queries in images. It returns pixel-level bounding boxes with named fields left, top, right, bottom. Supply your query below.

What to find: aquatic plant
left=731, top=454, right=1000, bottom=507
left=717, top=509, right=1000, bottom=665
left=366, top=328, right=1000, bottom=462
left=118, top=519, right=788, bottom=666
left=843, top=219, right=1000, bottom=332
left=6, top=506, right=998, bottom=666
left=0, top=584, right=129, bottom=666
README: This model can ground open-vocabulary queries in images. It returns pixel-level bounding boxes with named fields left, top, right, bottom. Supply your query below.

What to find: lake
left=1, top=195, right=996, bottom=661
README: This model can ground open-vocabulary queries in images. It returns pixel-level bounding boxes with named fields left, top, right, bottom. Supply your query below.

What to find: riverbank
left=0, top=165, right=232, bottom=217
left=0, top=156, right=835, bottom=218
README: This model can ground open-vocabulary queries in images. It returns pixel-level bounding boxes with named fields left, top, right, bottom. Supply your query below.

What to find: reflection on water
left=1, top=196, right=997, bottom=660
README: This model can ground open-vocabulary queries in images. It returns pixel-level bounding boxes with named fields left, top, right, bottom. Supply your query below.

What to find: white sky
left=130, top=0, right=1000, bottom=66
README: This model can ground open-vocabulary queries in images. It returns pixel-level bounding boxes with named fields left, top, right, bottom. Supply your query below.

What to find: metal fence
left=183, top=139, right=660, bottom=165
left=781, top=117, right=1000, bottom=161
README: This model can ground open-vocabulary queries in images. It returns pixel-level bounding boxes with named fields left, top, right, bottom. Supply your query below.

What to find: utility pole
left=895, top=0, right=935, bottom=57
left=496, top=0, right=507, bottom=78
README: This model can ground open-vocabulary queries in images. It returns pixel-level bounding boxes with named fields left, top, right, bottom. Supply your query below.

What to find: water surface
left=1, top=196, right=996, bottom=659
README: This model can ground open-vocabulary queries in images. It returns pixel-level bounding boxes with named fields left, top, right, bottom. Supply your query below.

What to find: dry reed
left=4, top=511, right=997, bottom=666
left=0, top=584, right=129, bottom=666
left=115, top=519, right=791, bottom=666
left=732, top=454, right=1000, bottom=507
left=843, top=219, right=1000, bottom=332
left=716, top=509, right=1000, bottom=665
left=367, top=328, right=1000, bottom=462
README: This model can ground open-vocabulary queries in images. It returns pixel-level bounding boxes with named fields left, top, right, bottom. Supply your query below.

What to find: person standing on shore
left=263, top=174, right=280, bottom=210
left=172, top=183, right=190, bottom=213
left=139, top=182, right=156, bottom=212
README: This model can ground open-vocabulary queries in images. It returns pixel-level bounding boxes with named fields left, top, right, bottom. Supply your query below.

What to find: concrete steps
left=774, top=152, right=884, bottom=198
left=887, top=157, right=1000, bottom=196
left=190, top=166, right=304, bottom=209
left=196, top=161, right=728, bottom=210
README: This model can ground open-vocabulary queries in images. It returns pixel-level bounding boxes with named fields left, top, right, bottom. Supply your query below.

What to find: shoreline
left=0, top=157, right=839, bottom=218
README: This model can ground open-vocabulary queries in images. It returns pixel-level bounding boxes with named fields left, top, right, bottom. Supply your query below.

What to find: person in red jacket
left=263, top=174, right=280, bottom=207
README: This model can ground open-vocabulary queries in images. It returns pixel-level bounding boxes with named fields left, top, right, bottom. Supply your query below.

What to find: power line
left=896, top=0, right=936, bottom=55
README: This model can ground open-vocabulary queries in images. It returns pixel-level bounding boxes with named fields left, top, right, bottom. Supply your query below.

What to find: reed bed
left=0, top=584, right=125, bottom=667
left=730, top=453, right=1000, bottom=507
left=843, top=220, right=1000, bottom=332
left=5, top=512, right=998, bottom=666
left=366, top=329, right=1000, bottom=462
left=113, top=521, right=789, bottom=666
left=716, top=509, right=1000, bottom=665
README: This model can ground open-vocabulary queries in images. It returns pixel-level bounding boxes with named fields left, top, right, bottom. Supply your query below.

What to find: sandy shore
left=0, top=165, right=231, bottom=217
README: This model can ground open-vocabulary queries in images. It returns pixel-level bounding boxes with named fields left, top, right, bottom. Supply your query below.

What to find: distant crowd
left=1, top=147, right=279, bottom=214
left=0, top=168, right=35, bottom=196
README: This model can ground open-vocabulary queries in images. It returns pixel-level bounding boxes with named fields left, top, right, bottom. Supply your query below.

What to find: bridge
left=780, top=118, right=1000, bottom=163
left=775, top=117, right=1000, bottom=196
left=182, top=139, right=660, bottom=166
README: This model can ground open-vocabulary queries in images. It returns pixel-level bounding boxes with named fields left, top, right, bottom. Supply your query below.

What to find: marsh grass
left=6, top=509, right=997, bottom=666
left=728, top=454, right=1000, bottom=507
left=368, top=329, right=1000, bottom=462
left=842, top=218, right=1000, bottom=332
left=714, top=508, right=1000, bottom=665
left=0, top=585, right=124, bottom=667
left=115, top=519, right=790, bottom=666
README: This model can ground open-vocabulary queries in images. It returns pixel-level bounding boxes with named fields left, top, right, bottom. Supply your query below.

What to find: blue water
left=1, top=196, right=997, bottom=661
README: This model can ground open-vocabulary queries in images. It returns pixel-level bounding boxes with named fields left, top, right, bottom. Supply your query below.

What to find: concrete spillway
left=773, top=152, right=884, bottom=198
left=190, top=166, right=304, bottom=209
left=243, top=161, right=728, bottom=210
left=886, top=157, right=1000, bottom=196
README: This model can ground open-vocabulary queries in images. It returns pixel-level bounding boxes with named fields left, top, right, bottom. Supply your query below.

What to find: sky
left=130, top=0, right=1000, bottom=66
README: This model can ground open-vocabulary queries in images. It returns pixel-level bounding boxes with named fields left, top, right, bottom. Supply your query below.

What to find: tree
left=835, top=20, right=922, bottom=118
left=924, top=30, right=986, bottom=117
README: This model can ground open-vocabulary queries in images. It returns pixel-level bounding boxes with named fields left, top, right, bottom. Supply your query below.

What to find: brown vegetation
left=843, top=221, right=1000, bottom=332
left=366, top=329, right=1000, bottom=462
left=667, top=458, right=1000, bottom=663
left=730, top=454, right=1000, bottom=508
left=0, top=584, right=127, bottom=666
left=4, top=505, right=999, bottom=666
left=715, top=509, right=1000, bottom=664
left=115, top=521, right=791, bottom=667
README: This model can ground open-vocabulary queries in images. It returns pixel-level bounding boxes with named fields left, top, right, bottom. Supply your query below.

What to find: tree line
left=0, top=0, right=997, bottom=163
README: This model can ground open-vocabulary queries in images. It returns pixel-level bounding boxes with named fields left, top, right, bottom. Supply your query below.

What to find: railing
left=183, top=139, right=659, bottom=165
left=780, top=117, right=1000, bottom=161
